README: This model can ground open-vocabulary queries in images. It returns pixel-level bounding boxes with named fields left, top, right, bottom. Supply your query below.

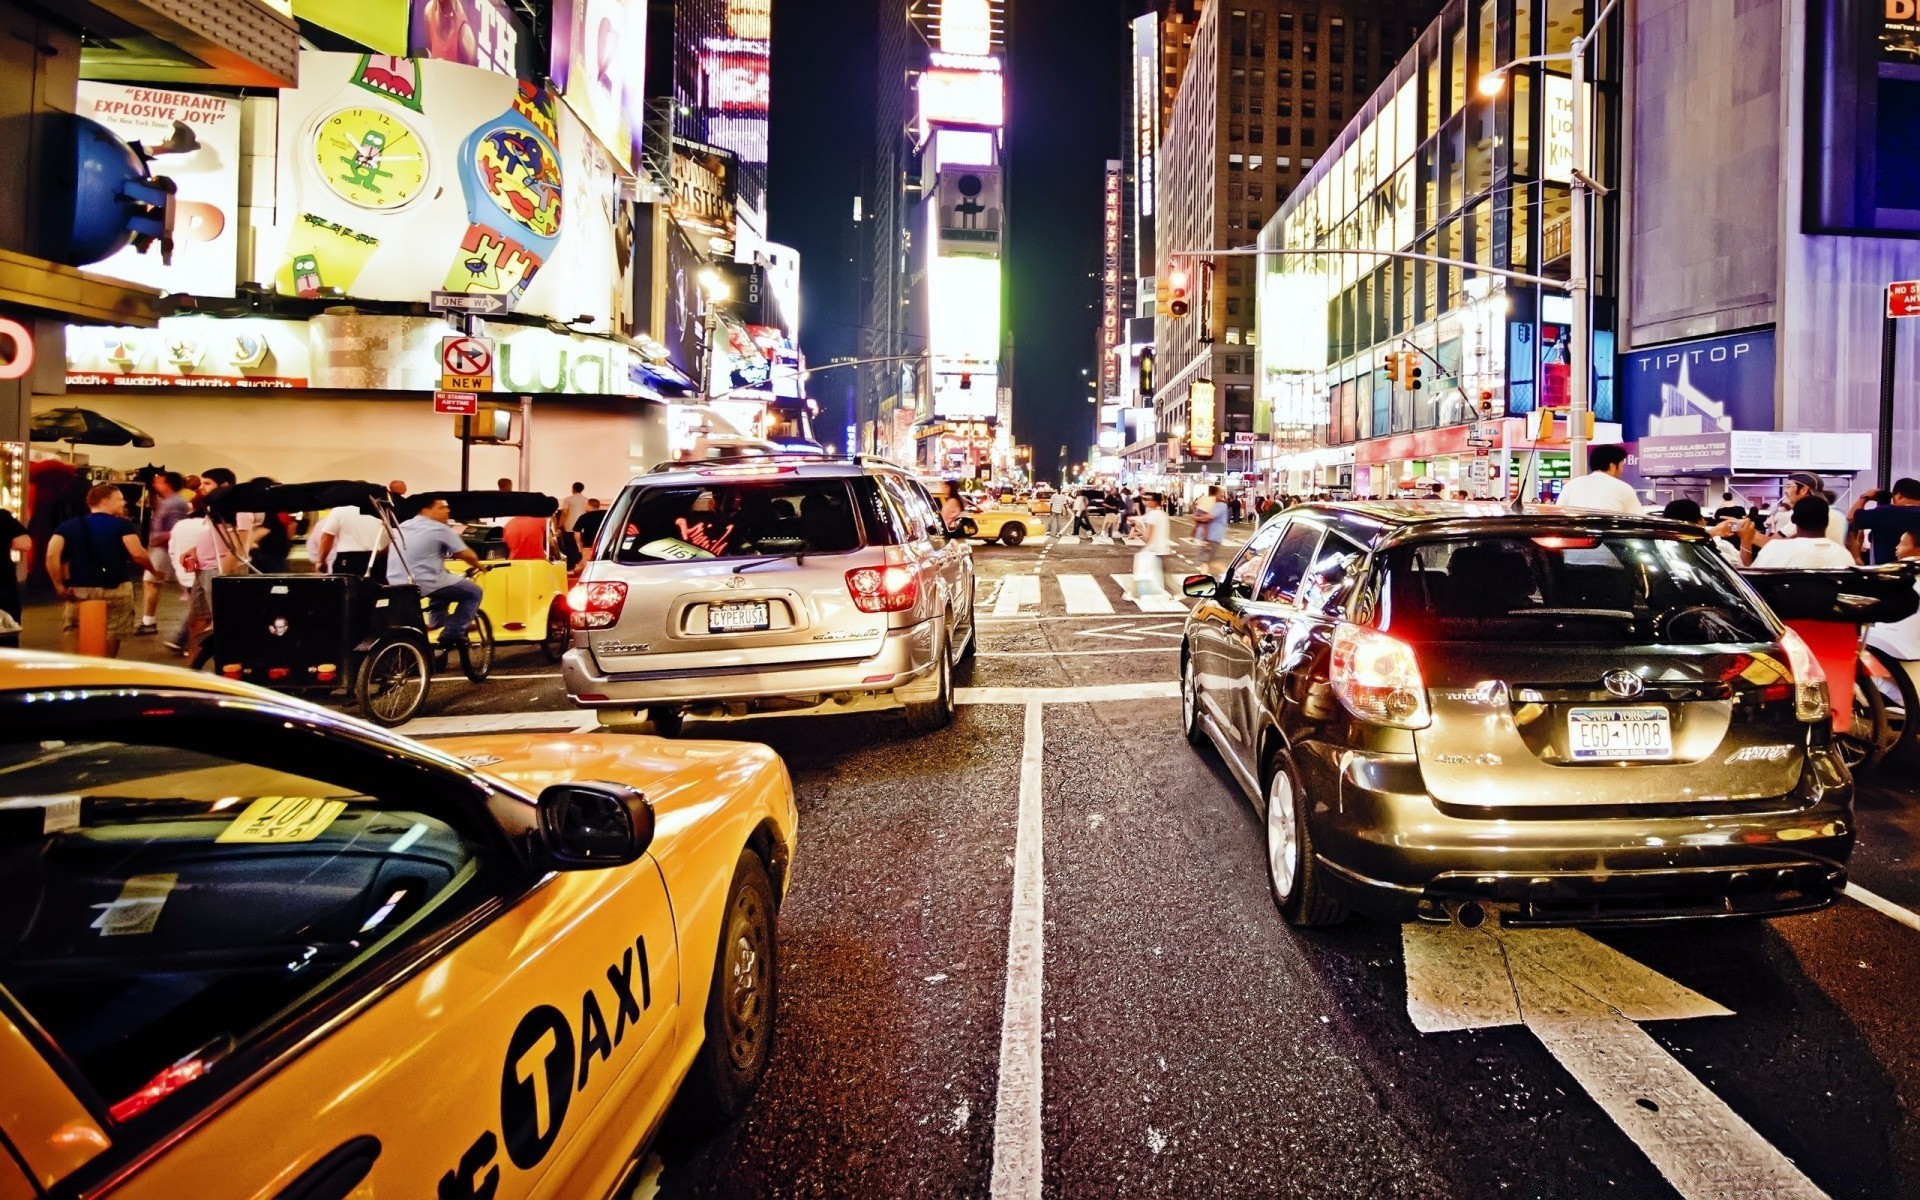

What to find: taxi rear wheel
left=678, top=850, right=778, bottom=1133
left=1000, top=523, right=1027, bottom=546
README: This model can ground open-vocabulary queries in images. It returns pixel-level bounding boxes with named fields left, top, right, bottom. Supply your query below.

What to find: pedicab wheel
left=1837, top=672, right=1891, bottom=778
left=540, top=598, right=570, bottom=663
left=356, top=640, right=430, bottom=727
left=458, top=611, right=494, bottom=683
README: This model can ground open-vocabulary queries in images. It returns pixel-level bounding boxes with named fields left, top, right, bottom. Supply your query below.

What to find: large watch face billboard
left=1807, top=0, right=1920, bottom=235
left=264, top=52, right=624, bottom=325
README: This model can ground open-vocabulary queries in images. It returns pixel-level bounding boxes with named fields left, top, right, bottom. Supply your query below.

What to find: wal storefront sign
left=1619, top=328, right=1776, bottom=443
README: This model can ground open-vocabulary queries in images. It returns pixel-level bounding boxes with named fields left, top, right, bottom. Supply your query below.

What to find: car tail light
left=567, top=581, right=628, bottom=630
left=1330, top=624, right=1431, bottom=729
left=1778, top=628, right=1833, bottom=725
left=846, top=566, right=919, bottom=613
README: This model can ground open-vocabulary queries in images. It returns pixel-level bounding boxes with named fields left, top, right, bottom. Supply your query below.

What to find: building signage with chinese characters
left=1100, top=161, right=1123, bottom=400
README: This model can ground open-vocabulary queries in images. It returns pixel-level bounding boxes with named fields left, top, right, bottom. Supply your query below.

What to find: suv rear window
left=610, top=478, right=866, bottom=563
left=1375, top=534, right=1775, bottom=644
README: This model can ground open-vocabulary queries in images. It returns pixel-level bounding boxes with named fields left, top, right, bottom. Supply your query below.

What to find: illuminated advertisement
left=1190, top=380, right=1217, bottom=459
left=1807, top=0, right=1920, bottom=233
left=940, top=0, right=993, bottom=54
left=67, top=318, right=310, bottom=388
left=268, top=52, right=624, bottom=325
left=75, top=83, right=242, bottom=298
left=548, top=0, right=646, bottom=170
left=928, top=256, right=1001, bottom=366
left=672, top=141, right=739, bottom=250
left=1100, top=161, right=1123, bottom=399
left=935, top=168, right=1003, bottom=257
left=935, top=372, right=996, bottom=420
left=919, top=69, right=1005, bottom=134
left=409, top=0, right=519, bottom=75
left=1132, top=13, right=1157, bottom=240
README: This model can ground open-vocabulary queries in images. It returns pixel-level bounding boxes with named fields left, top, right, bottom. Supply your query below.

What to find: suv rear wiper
left=1509, top=607, right=1636, bottom=621
left=733, top=539, right=809, bottom=573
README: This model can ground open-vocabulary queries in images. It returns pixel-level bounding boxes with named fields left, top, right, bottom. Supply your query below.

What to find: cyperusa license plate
left=709, top=601, right=770, bottom=633
left=1568, top=706, right=1672, bottom=761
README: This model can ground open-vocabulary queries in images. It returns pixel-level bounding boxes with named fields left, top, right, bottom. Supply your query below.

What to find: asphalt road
left=220, top=520, right=1920, bottom=1198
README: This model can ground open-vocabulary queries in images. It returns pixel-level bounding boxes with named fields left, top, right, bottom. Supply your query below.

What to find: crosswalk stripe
left=1111, top=574, right=1188, bottom=613
left=1054, top=535, right=1081, bottom=545
left=1057, top=574, right=1115, bottom=614
left=993, top=573, right=1041, bottom=615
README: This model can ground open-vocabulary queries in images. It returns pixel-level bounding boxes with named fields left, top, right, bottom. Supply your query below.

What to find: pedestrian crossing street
left=986, top=572, right=1189, bottom=616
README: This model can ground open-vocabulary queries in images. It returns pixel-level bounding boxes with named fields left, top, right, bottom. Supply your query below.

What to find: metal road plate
left=1568, top=707, right=1672, bottom=761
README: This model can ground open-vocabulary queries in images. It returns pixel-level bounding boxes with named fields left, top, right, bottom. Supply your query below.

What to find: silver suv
left=561, top=456, right=976, bottom=734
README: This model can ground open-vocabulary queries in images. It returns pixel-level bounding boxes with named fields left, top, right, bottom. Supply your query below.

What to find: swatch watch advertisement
left=267, top=51, right=622, bottom=327
left=74, top=82, right=242, bottom=297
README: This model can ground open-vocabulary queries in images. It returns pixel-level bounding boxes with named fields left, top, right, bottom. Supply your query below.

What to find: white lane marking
left=959, top=681, right=1180, bottom=706
left=983, top=613, right=1179, bottom=623
left=1054, top=535, right=1082, bottom=545
left=1109, top=574, right=1188, bottom=613
left=989, top=702, right=1046, bottom=1200
left=1403, top=924, right=1826, bottom=1199
left=402, top=710, right=599, bottom=736
left=978, top=648, right=1179, bottom=658
left=1057, top=574, right=1114, bottom=615
left=1844, top=883, right=1920, bottom=934
left=993, top=574, right=1041, bottom=616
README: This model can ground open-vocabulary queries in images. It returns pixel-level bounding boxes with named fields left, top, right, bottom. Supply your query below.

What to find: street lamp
left=696, top=269, right=730, bottom=397
left=1477, top=0, right=1618, bottom=478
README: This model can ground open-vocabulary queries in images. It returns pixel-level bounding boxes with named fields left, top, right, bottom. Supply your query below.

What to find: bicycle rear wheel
left=458, top=610, right=494, bottom=682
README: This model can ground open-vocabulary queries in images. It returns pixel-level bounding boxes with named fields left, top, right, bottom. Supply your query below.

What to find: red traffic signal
left=1167, top=263, right=1192, bottom=317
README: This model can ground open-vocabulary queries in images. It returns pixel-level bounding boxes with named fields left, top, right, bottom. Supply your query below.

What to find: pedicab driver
left=388, top=496, right=482, bottom=648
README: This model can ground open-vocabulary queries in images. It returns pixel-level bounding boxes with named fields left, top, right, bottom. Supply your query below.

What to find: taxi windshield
left=0, top=702, right=494, bottom=1128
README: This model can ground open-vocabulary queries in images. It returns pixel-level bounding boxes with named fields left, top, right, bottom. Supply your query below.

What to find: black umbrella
left=30, top=407, right=156, bottom=448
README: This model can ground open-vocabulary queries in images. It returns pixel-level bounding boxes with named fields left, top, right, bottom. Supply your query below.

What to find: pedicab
left=204, top=480, right=492, bottom=727
left=409, top=489, right=571, bottom=662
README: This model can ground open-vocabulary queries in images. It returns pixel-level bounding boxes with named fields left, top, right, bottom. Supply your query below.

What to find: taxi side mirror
left=1183, top=574, right=1220, bottom=598
left=536, top=782, right=654, bottom=870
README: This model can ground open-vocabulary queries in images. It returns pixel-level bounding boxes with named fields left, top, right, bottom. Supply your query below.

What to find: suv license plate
left=709, top=601, right=770, bottom=633
left=1568, top=707, right=1672, bottom=761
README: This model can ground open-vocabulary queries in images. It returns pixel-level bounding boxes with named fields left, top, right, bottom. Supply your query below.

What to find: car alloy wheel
left=1266, top=768, right=1299, bottom=902
left=1182, top=652, right=1205, bottom=747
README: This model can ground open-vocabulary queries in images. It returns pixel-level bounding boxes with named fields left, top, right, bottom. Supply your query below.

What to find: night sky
left=768, top=0, right=1132, bottom=473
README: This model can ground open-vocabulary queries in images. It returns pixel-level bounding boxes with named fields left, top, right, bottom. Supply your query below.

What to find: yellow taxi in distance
left=0, top=651, right=797, bottom=1200
left=960, top=498, right=1041, bottom=547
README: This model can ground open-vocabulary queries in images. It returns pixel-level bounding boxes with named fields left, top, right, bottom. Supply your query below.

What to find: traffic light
left=959, top=372, right=972, bottom=390
left=1400, top=353, right=1424, bottom=391
left=1167, top=264, right=1192, bottom=317
left=1380, top=351, right=1401, bottom=385
left=1155, top=275, right=1173, bottom=318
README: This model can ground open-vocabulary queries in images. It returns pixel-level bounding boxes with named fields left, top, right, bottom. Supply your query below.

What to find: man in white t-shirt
left=1556, top=445, right=1643, bottom=514
left=309, top=505, right=388, bottom=573
left=1751, top=498, right=1857, bottom=568
left=1134, top=492, right=1173, bottom=595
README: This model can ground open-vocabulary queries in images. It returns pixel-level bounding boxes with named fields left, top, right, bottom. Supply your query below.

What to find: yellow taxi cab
left=0, top=651, right=797, bottom=1200
left=960, top=497, right=1041, bottom=547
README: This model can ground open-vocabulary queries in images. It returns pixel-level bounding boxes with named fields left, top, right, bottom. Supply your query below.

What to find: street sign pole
left=1882, top=290, right=1898, bottom=492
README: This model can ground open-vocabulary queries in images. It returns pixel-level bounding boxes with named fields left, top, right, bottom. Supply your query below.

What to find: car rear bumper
left=1300, top=743, right=1855, bottom=926
left=562, top=617, right=940, bottom=711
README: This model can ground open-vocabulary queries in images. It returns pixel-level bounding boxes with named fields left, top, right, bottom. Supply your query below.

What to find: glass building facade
left=1255, top=0, right=1619, bottom=498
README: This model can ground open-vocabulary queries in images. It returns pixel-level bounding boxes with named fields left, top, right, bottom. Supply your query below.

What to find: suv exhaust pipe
left=1447, top=900, right=1489, bottom=930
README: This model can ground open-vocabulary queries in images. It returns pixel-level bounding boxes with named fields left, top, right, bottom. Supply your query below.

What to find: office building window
left=1303, top=70, right=1316, bottom=89
left=1250, top=126, right=1263, bottom=142
left=1278, top=12, right=1294, bottom=31
left=1277, top=98, right=1293, bottom=117
left=1304, top=41, right=1317, bottom=61
left=1278, top=39, right=1293, bottom=59
left=1277, top=68, right=1293, bottom=87
left=1302, top=98, right=1316, bottom=118
left=1276, top=126, right=1292, bottom=144
left=1303, top=13, right=1317, bottom=33
left=1302, top=127, right=1315, bottom=146
left=1250, top=154, right=1263, bottom=169
left=1331, top=72, right=1343, bottom=91
left=1330, top=101, right=1343, bottom=122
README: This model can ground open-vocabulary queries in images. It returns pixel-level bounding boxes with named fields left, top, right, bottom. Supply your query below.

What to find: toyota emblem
left=1602, top=669, right=1644, bottom=699
left=725, top=575, right=750, bottom=590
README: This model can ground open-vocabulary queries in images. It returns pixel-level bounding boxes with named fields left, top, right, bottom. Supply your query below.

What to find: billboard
left=408, top=0, right=519, bottom=75
left=919, top=68, right=1005, bottom=133
left=549, top=0, right=645, bottom=170
left=75, top=83, right=242, bottom=297
left=662, top=219, right=705, bottom=381
left=1807, top=0, right=1920, bottom=234
left=935, top=168, right=1003, bottom=257
left=1099, top=161, right=1123, bottom=399
left=1620, top=328, right=1776, bottom=442
left=268, top=53, right=623, bottom=324
left=928, top=256, right=1001, bottom=366
left=1189, top=380, right=1217, bottom=459
left=935, top=372, right=996, bottom=419
left=671, top=141, right=739, bottom=251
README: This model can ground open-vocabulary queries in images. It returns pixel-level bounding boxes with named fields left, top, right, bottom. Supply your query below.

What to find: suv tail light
left=567, top=581, right=628, bottom=630
left=1777, top=627, right=1833, bottom=725
left=846, top=566, right=919, bottom=613
left=1331, top=624, right=1431, bottom=729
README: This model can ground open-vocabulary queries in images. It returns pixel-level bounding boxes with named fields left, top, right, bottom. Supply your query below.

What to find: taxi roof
left=0, top=649, right=283, bottom=700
